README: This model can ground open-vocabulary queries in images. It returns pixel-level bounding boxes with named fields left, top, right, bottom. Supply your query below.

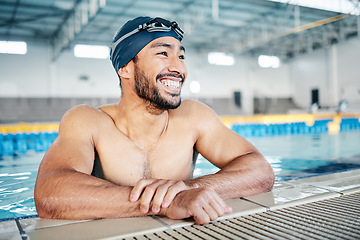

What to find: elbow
left=267, top=170, right=275, bottom=191
left=262, top=164, right=275, bottom=192
left=34, top=190, right=56, bottom=219
left=34, top=197, right=51, bottom=219
left=34, top=180, right=62, bottom=219
left=35, top=204, right=51, bottom=219
left=35, top=194, right=68, bottom=220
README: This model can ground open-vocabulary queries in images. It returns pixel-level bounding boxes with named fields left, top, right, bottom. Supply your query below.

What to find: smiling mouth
left=158, top=76, right=183, bottom=95
left=160, top=79, right=180, bottom=89
left=157, top=72, right=184, bottom=94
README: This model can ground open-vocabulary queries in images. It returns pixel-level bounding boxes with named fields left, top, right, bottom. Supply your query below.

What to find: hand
left=164, top=187, right=232, bottom=225
left=129, top=179, right=189, bottom=214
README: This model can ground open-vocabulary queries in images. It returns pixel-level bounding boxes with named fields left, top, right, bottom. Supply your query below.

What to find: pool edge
left=1, top=168, right=359, bottom=240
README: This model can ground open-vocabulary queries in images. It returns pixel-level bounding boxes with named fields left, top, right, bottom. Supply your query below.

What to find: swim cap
left=110, top=16, right=184, bottom=71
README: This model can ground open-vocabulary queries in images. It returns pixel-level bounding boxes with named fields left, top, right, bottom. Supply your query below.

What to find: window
left=258, top=55, right=281, bottom=68
left=268, top=0, right=359, bottom=15
left=74, top=44, right=109, bottom=59
left=0, top=41, right=27, bottom=55
left=208, top=52, right=235, bottom=66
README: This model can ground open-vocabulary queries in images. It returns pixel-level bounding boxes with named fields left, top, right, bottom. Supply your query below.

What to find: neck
left=115, top=95, right=169, bottom=150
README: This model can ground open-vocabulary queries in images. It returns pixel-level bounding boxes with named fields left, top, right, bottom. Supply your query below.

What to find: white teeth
left=162, top=80, right=180, bottom=88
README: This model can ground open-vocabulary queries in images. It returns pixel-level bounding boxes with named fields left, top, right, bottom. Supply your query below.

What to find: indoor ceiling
left=0, top=0, right=359, bottom=61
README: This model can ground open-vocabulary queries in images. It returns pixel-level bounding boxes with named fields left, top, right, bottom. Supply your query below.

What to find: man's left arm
left=188, top=102, right=275, bottom=199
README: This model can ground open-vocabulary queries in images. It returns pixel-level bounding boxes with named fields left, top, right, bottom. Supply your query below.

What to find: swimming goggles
left=110, top=17, right=184, bottom=61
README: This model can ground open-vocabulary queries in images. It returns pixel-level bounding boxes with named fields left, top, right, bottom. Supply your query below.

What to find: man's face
left=132, top=37, right=187, bottom=111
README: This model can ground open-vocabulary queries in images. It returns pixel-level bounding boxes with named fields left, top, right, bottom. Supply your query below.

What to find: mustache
left=156, top=72, right=184, bottom=82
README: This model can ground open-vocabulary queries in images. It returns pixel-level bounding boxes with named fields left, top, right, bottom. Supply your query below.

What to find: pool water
left=1, top=131, right=360, bottom=220
left=248, top=131, right=360, bottom=181
left=195, top=131, right=360, bottom=181
left=0, top=152, right=42, bottom=220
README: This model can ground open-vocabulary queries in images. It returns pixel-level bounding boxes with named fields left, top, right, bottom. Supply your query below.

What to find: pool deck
left=1, top=168, right=360, bottom=240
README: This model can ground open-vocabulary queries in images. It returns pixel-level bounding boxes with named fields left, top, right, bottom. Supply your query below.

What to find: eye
left=179, top=54, right=185, bottom=60
left=157, top=51, right=168, bottom=57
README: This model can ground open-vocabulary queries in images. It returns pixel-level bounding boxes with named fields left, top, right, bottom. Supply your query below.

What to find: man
left=34, top=16, right=274, bottom=225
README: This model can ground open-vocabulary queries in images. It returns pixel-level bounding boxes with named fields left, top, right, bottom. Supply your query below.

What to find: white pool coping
left=1, top=169, right=360, bottom=240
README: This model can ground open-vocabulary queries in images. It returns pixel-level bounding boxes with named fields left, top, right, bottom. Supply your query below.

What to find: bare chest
left=94, top=128, right=197, bottom=186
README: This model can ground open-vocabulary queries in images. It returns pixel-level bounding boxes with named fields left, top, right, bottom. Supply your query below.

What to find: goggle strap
left=173, top=28, right=184, bottom=40
left=110, top=27, right=140, bottom=60
left=147, top=27, right=172, bottom=32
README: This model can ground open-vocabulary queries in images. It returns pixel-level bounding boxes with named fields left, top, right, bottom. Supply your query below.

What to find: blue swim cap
left=110, top=16, right=184, bottom=71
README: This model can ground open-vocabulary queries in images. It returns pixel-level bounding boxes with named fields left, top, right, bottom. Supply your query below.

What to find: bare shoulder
left=170, top=99, right=222, bottom=132
left=174, top=99, right=219, bottom=121
left=175, top=99, right=215, bottom=115
left=62, top=104, right=100, bottom=117
left=60, top=105, right=102, bottom=126
left=58, top=104, right=114, bottom=137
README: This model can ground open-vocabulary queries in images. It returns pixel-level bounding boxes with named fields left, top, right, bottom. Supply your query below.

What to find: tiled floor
left=1, top=169, right=360, bottom=240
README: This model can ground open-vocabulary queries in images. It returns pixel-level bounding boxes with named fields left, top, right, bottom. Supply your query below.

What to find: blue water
left=1, top=131, right=360, bottom=220
left=0, top=152, right=42, bottom=220
left=194, top=131, right=360, bottom=181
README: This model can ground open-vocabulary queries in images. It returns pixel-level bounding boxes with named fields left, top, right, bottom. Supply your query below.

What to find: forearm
left=187, top=152, right=275, bottom=200
left=34, top=169, right=158, bottom=220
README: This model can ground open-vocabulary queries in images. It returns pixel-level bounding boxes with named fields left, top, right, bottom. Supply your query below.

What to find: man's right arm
left=34, top=105, right=154, bottom=219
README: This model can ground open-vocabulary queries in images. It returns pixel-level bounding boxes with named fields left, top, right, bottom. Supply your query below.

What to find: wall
left=0, top=41, right=293, bottom=116
left=0, top=43, right=52, bottom=97
left=290, top=38, right=360, bottom=110
left=184, top=52, right=292, bottom=114
left=337, top=38, right=360, bottom=108
left=0, top=42, right=120, bottom=98
left=0, top=97, right=118, bottom=122
left=0, top=37, right=359, bottom=119
left=55, top=48, right=120, bottom=98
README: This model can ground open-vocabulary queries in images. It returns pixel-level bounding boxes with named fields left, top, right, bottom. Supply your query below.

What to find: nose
left=168, top=56, right=187, bottom=79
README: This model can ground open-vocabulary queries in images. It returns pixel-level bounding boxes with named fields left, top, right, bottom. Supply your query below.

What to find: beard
left=134, top=63, right=182, bottom=111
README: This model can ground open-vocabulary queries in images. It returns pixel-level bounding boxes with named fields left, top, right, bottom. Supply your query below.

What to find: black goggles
left=110, top=17, right=184, bottom=61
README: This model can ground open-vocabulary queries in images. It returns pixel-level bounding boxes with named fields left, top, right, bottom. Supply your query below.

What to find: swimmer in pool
left=34, top=16, right=275, bottom=225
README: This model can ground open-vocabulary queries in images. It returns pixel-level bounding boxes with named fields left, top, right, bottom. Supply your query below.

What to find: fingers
left=161, top=181, right=188, bottom=208
left=138, top=179, right=168, bottom=213
left=130, top=179, right=188, bottom=214
left=193, top=189, right=228, bottom=224
left=130, top=179, right=231, bottom=224
left=225, top=205, right=233, bottom=214
left=140, top=179, right=173, bottom=213
left=149, top=180, right=188, bottom=213
left=129, top=179, right=157, bottom=202
left=200, top=196, right=232, bottom=223
left=174, top=187, right=231, bottom=225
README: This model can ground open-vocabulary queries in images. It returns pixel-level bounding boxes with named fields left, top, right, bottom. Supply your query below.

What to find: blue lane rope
left=231, top=118, right=360, bottom=138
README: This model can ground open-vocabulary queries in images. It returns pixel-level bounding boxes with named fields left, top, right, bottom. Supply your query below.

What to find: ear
left=118, top=61, right=133, bottom=80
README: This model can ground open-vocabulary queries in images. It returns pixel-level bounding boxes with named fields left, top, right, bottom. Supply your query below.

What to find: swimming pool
left=0, top=152, right=42, bottom=220
left=1, top=129, right=359, bottom=221
left=194, top=130, right=360, bottom=181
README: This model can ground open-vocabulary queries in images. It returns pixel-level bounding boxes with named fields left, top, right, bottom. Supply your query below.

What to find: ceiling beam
left=51, top=0, right=106, bottom=61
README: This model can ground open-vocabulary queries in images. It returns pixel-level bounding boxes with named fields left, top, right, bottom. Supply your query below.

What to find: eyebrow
left=151, top=42, right=185, bottom=52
